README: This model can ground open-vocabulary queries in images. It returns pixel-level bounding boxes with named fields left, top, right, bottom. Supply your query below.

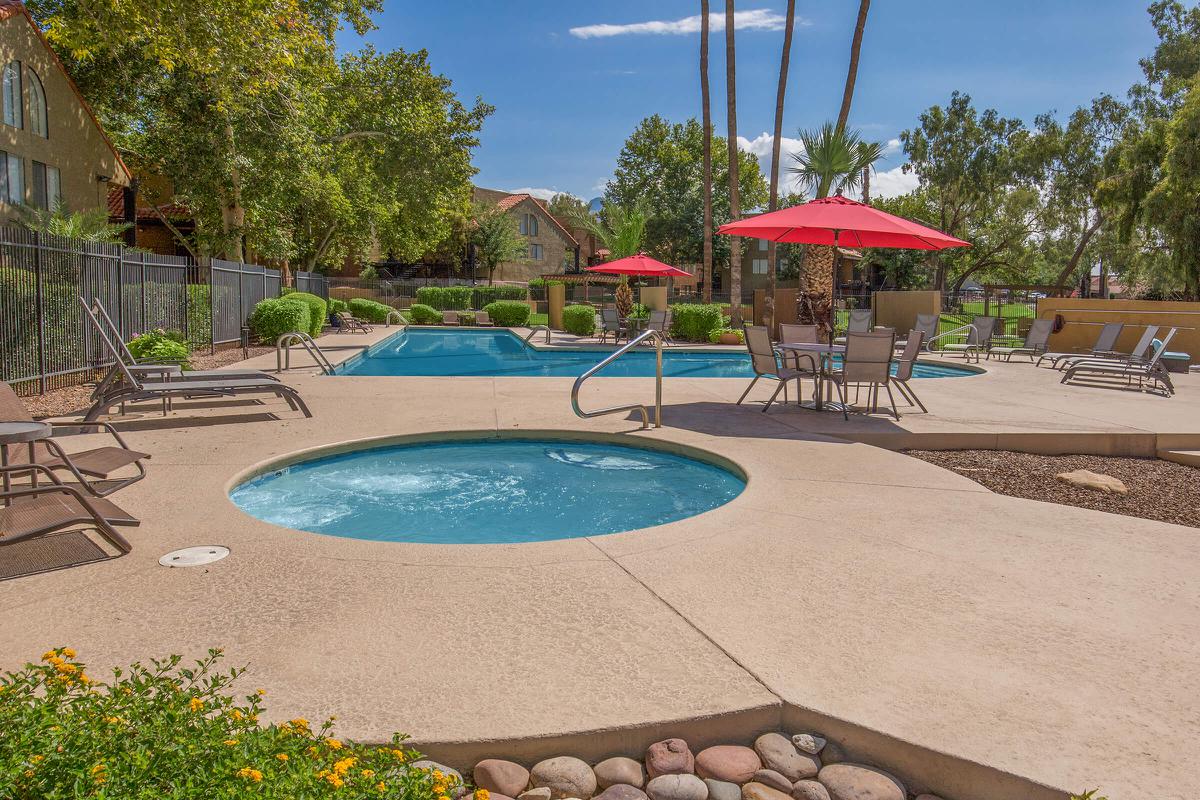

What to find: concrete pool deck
left=3, top=325, right=1199, bottom=800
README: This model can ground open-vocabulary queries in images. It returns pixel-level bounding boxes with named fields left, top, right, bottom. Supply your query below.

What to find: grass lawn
left=528, top=312, right=548, bottom=327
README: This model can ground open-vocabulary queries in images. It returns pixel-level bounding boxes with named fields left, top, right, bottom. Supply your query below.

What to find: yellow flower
left=55, top=662, right=78, bottom=674
left=438, top=794, right=451, bottom=800
left=391, top=748, right=407, bottom=761
left=78, top=673, right=91, bottom=685
left=189, top=697, right=204, bottom=712
left=256, top=688, right=267, bottom=696
left=61, top=647, right=76, bottom=658
left=324, top=773, right=345, bottom=788
left=276, top=753, right=289, bottom=762
left=332, top=756, right=358, bottom=776
left=236, top=767, right=264, bottom=782
left=224, top=739, right=239, bottom=747
left=475, top=790, right=492, bottom=800
left=433, top=770, right=446, bottom=781
left=104, top=716, right=123, bottom=725
left=291, top=717, right=310, bottom=729
left=47, top=656, right=65, bottom=667
left=376, top=782, right=388, bottom=792
left=41, top=649, right=57, bottom=661
left=31, top=755, right=44, bottom=764
left=361, top=769, right=375, bottom=779
left=229, top=709, right=244, bottom=721
left=91, top=763, right=107, bottom=784
left=326, top=738, right=343, bottom=750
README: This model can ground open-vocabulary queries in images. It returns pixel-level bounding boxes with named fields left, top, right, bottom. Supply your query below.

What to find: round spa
left=229, top=438, right=746, bottom=544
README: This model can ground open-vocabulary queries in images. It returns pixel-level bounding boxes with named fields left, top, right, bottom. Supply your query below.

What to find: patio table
left=777, top=342, right=847, bottom=412
left=0, top=421, right=52, bottom=492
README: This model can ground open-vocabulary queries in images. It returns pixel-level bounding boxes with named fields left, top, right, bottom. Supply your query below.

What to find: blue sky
left=338, top=1, right=1159, bottom=204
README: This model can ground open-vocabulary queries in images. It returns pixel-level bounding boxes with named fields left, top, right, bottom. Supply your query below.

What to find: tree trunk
left=836, top=0, right=870, bottom=133
left=1052, top=212, right=1103, bottom=296
left=724, top=0, right=741, bottom=326
left=220, top=117, right=246, bottom=262
left=765, top=0, right=796, bottom=334
left=804, top=244, right=835, bottom=306
left=861, top=166, right=870, bottom=203
left=701, top=0, right=713, bottom=305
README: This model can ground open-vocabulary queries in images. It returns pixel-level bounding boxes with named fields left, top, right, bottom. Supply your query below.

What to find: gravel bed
left=906, top=449, right=1200, bottom=529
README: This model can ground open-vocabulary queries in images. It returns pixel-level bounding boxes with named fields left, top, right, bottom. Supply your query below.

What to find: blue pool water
left=229, top=439, right=746, bottom=544
left=335, top=328, right=977, bottom=379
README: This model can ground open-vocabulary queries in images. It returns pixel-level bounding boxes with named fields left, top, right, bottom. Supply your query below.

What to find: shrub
left=328, top=298, right=348, bottom=316
left=629, top=303, right=650, bottom=320
left=561, top=304, right=596, bottom=336
left=415, top=286, right=473, bottom=310
left=0, top=647, right=462, bottom=800
left=346, top=298, right=394, bottom=323
left=407, top=304, right=441, bottom=325
left=670, top=304, right=724, bottom=342
left=708, top=327, right=745, bottom=344
left=249, top=297, right=310, bottom=343
left=474, top=285, right=527, bottom=305
left=127, top=329, right=190, bottom=367
left=482, top=300, right=531, bottom=327
left=283, top=292, right=327, bottom=337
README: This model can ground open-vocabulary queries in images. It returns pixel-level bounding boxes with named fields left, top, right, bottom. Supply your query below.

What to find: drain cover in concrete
left=159, top=546, right=230, bottom=568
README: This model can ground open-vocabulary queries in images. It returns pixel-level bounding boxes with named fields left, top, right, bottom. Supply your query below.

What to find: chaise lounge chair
left=987, top=318, right=1054, bottom=362
left=833, top=308, right=873, bottom=345
left=336, top=311, right=373, bottom=333
left=895, top=314, right=939, bottom=352
left=473, top=310, right=494, bottom=327
left=1053, top=325, right=1157, bottom=372
left=440, top=310, right=461, bottom=326
left=1061, top=328, right=1177, bottom=396
left=939, top=316, right=999, bottom=363
left=1035, top=322, right=1124, bottom=368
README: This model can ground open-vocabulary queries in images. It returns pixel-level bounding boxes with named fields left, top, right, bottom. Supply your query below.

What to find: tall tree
left=836, top=0, right=871, bottom=133
left=765, top=0, right=797, bottom=329
left=724, top=0, right=742, bottom=324
left=470, top=202, right=528, bottom=284
left=700, top=0, right=714, bottom=303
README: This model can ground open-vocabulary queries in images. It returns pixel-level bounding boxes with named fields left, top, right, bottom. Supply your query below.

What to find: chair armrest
left=46, top=420, right=137, bottom=451
left=0, top=481, right=109, bottom=519
left=0, top=462, right=66, bottom=483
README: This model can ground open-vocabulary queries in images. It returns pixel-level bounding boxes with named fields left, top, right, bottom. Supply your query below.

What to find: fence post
left=209, top=258, right=216, bottom=355
left=32, top=232, right=46, bottom=394
left=139, top=251, right=148, bottom=331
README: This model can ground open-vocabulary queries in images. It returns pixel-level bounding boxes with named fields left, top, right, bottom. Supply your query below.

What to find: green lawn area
left=958, top=301, right=1036, bottom=317
left=528, top=312, right=548, bottom=327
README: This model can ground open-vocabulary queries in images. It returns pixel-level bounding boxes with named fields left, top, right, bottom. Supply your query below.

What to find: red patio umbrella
left=718, top=194, right=970, bottom=250
left=584, top=253, right=693, bottom=278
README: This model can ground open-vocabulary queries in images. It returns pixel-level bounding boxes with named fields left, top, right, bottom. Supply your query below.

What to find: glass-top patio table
left=776, top=342, right=847, bottom=412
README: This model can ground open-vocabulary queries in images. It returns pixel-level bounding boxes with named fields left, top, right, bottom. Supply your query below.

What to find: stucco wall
left=493, top=196, right=574, bottom=283
left=874, top=290, right=942, bottom=335
left=0, top=12, right=128, bottom=222
left=1037, top=297, right=1200, bottom=360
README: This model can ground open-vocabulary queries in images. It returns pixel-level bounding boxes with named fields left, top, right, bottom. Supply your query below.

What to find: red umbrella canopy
left=718, top=195, right=970, bottom=250
left=584, top=252, right=693, bottom=277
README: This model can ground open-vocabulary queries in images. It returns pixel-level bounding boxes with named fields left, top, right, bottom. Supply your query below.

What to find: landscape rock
left=703, top=778, right=741, bottom=800
left=695, top=745, right=761, bottom=784
left=790, top=782, right=831, bottom=800
left=595, top=785, right=649, bottom=800
left=817, top=764, right=905, bottom=800
left=531, top=757, right=598, bottom=800
left=914, top=796, right=946, bottom=800
left=475, top=760, right=531, bottom=797
left=645, top=739, right=695, bottom=779
left=814, top=741, right=845, bottom=766
left=751, top=770, right=792, bottom=793
left=1056, top=469, right=1128, bottom=494
left=519, top=788, right=554, bottom=800
left=646, top=774, right=708, bottom=800
left=790, top=735, right=826, bottom=756
left=740, top=781, right=793, bottom=800
left=595, top=758, right=646, bottom=789
left=415, top=761, right=468, bottom=797
left=754, top=733, right=819, bottom=782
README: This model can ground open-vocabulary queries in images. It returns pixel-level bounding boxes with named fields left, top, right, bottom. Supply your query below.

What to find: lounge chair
left=833, top=308, right=873, bottom=344
left=825, top=330, right=900, bottom=420
left=1035, top=322, right=1124, bottom=368
left=440, top=310, right=461, bottom=326
left=1054, top=326, right=1158, bottom=371
left=1061, top=328, right=1177, bottom=396
left=988, top=318, right=1054, bottom=362
left=336, top=311, right=373, bottom=333
left=1, top=382, right=148, bottom=497
left=737, top=325, right=808, bottom=412
left=895, top=314, right=939, bottom=352
left=891, top=330, right=928, bottom=413
left=474, top=310, right=494, bottom=327
left=939, top=316, right=998, bottom=362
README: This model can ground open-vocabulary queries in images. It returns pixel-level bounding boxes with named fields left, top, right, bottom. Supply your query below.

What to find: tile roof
left=106, top=185, right=192, bottom=221
left=490, top=192, right=578, bottom=246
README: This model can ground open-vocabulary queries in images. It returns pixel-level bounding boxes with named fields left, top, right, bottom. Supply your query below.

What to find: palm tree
left=765, top=0, right=797, bottom=330
left=836, top=0, right=871, bottom=133
left=700, top=0, right=713, bottom=304
left=17, top=199, right=130, bottom=244
left=724, top=0, right=742, bottom=325
left=789, top=123, right=883, bottom=302
left=570, top=204, right=646, bottom=260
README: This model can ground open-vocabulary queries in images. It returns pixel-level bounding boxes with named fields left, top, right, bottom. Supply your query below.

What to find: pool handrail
left=571, top=329, right=664, bottom=429
left=276, top=331, right=335, bottom=375
left=385, top=310, right=405, bottom=327
left=523, top=325, right=552, bottom=345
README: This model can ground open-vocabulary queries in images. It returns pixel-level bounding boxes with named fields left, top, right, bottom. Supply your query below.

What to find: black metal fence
left=0, top=227, right=313, bottom=395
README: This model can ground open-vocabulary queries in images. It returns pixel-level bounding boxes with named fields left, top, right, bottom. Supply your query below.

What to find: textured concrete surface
left=2, top=326, right=1198, bottom=800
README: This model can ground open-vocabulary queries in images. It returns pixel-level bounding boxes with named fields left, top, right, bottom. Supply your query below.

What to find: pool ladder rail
left=276, top=331, right=336, bottom=375
left=523, top=325, right=552, bottom=345
left=571, top=329, right=664, bottom=430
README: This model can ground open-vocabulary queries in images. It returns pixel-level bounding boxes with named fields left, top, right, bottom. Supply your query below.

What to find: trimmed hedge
left=283, top=291, right=327, bottom=337
left=562, top=304, right=596, bottom=336
left=669, top=303, right=725, bottom=342
left=476, top=285, right=527, bottom=305
left=483, top=300, right=531, bottom=327
left=346, top=298, right=394, bottom=323
left=415, top=285, right=473, bottom=310
left=249, top=298, right=310, bottom=343
left=408, top=303, right=441, bottom=324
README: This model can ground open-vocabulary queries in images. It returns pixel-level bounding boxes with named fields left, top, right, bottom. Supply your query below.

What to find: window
left=751, top=258, right=768, bottom=275
left=528, top=243, right=543, bottom=261
left=0, top=151, right=23, bottom=204
left=27, top=68, right=45, bottom=137
left=2, top=61, right=21, bottom=128
left=758, top=238, right=769, bottom=251
left=519, top=212, right=539, bottom=237
left=31, top=161, right=60, bottom=210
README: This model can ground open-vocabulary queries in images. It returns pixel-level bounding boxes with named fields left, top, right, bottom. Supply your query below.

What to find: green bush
left=249, top=298, right=310, bottom=343
left=346, top=298, right=394, bottom=323
left=407, top=304, right=441, bottom=325
left=282, top=292, right=327, bottom=337
left=527, top=278, right=562, bottom=290
left=415, top=286, right=474, bottom=310
left=629, top=303, right=650, bottom=320
left=669, top=304, right=724, bottom=342
left=708, top=327, right=745, bottom=344
left=561, top=304, right=596, bottom=336
left=127, top=329, right=190, bottom=367
left=328, top=298, right=348, bottom=316
left=482, top=300, right=531, bottom=327
left=474, top=285, right=527, bottom=305
left=0, top=646, right=467, bottom=800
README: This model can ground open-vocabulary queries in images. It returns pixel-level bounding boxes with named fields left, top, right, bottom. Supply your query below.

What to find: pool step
left=1158, top=449, right=1200, bottom=467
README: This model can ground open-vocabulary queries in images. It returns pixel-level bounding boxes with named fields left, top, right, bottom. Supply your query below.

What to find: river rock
left=1056, top=469, right=1128, bottom=494
left=790, top=735, right=826, bottom=756
left=475, top=760, right=531, bottom=797
left=751, top=770, right=792, bottom=794
left=695, top=745, right=761, bottom=784
left=595, top=785, right=649, bottom=800
left=646, top=774, right=708, bottom=800
left=415, top=761, right=467, bottom=797
left=754, top=734, right=819, bottom=782
left=814, top=741, right=845, bottom=767
left=703, top=778, right=741, bottom=800
left=519, top=789, right=553, bottom=800
left=790, top=782, right=831, bottom=800
left=740, top=782, right=793, bottom=800
left=646, top=739, right=695, bottom=779
left=817, top=764, right=905, bottom=800
left=914, top=796, right=946, bottom=800
left=595, top=758, right=646, bottom=789
left=531, top=757, right=598, bottom=800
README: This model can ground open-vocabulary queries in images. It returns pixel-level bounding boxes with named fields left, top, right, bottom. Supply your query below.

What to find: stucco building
left=474, top=187, right=579, bottom=282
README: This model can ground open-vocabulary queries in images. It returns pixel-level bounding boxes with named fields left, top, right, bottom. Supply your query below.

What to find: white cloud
left=506, top=187, right=563, bottom=201
left=882, top=137, right=901, bottom=155
left=569, top=9, right=806, bottom=39
left=737, top=132, right=806, bottom=194
left=870, top=166, right=919, bottom=199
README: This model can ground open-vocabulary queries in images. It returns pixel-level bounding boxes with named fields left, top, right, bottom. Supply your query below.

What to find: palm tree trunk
left=701, top=0, right=713, bottom=304
left=836, top=0, right=870, bottom=133
left=861, top=166, right=870, bottom=203
left=765, top=0, right=796, bottom=335
left=724, top=0, right=742, bottom=326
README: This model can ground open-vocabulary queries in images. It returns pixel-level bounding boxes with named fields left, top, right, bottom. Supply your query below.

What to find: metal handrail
left=571, top=329, right=664, bottom=429
left=385, top=310, right=405, bottom=327
left=926, top=322, right=974, bottom=352
left=523, top=325, right=551, bottom=345
left=276, top=332, right=335, bottom=375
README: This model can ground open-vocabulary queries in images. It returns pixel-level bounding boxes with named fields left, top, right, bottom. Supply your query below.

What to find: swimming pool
left=229, top=438, right=746, bottom=544
left=335, top=328, right=978, bottom=379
